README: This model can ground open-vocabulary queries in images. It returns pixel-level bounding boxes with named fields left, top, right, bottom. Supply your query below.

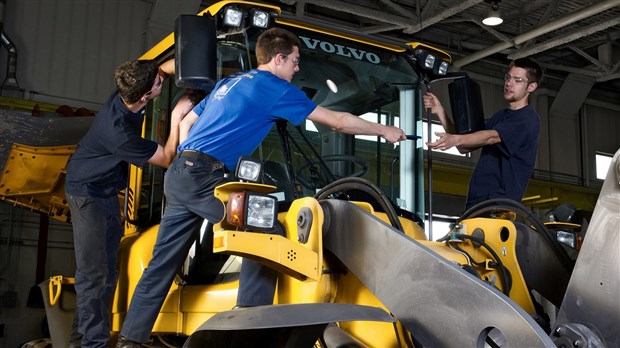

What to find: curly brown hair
left=114, top=60, right=159, bottom=104
left=255, top=28, right=301, bottom=65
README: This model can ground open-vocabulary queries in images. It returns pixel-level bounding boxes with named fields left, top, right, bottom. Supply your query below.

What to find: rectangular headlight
left=413, top=49, right=435, bottom=71
left=246, top=193, right=276, bottom=230
left=556, top=231, right=576, bottom=249
left=223, top=7, right=244, bottom=27
left=423, top=54, right=435, bottom=69
left=435, top=60, right=449, bottom=76
left=252, top=10, right=270, bottom=28
left=226, top=191, right=277, bottom=231
left=235, top=157, right=263, bottom=182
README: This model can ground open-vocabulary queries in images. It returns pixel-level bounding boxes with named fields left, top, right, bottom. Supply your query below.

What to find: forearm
left=436, top=110, right=456, bottom=134
left=161, top=61, right=181, bottom=157
left=179, top=112, right=199, bottom=144
left=162, top=122, right=180, bottom=162
left=330, top=111, right=388, bottom=136
left=456, top=130, right=500, bottom=152
left=423, top=92, right=456, bottom=134
left=307, top=106, right=404, bottom=143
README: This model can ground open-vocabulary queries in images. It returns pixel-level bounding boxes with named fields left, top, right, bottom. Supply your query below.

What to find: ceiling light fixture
left=482, top=0, right=503, bottom=26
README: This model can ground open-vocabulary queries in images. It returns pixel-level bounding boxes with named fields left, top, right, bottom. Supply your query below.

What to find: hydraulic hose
left=440, top=233, right=513, bottom=296
left=456, top=198, right=574, bottom=273
left=314, top=177, right=405, bottom=233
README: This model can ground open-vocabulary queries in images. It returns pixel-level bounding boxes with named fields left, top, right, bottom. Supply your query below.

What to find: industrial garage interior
left=0, top=0, right=619, bottom=347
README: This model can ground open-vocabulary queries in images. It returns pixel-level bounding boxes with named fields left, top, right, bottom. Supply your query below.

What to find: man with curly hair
left=65, top=58, right=194, bottom=347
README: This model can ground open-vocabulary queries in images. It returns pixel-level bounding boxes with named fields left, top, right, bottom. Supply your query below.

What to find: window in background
left=596, top=152, right=613, bottom=180
left=306, top=118, right=467, bottom=157
left=423, top=122, right=466, bottom=156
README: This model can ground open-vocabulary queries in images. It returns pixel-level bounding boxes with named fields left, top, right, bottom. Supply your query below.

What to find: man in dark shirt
left=65, top=58, right=194, bottom=348
left=423, top=57, right=543, bottom=209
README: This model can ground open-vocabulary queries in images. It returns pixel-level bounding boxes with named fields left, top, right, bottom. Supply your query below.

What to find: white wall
left=0, top=0, right=200, bottom=110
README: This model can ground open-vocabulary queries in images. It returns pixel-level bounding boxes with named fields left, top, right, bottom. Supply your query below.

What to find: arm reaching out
left=423, top=92, right=496, bottom=153
left=426, top=130, right=500, bottom=153
left=307, top=105, right=406, bottom=143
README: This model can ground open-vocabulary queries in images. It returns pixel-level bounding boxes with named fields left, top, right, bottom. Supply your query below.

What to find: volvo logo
left=299, top=36, right=380, bottom=64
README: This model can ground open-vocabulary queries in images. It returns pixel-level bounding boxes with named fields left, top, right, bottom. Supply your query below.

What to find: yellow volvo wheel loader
left=1, top=1, right=618, bottom=347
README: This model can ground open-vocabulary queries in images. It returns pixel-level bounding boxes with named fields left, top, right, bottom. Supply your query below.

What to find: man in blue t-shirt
left=116, top=27, right=406, bottom=347
left=65, top=59, right=195, bottom=348
left=423, top=57, right=543, bottom=210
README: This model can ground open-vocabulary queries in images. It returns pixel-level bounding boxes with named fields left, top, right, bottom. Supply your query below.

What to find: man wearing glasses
left=65, top=59, right=195, bottom=347
left=423, top=57, right=543, bottom=210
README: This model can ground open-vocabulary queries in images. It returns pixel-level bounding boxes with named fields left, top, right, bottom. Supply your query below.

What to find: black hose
left=314, top=177, right=405, bottom=233
left=456, top=198, right=574, bottom=273
left=440, top=233, right=513, bottom=296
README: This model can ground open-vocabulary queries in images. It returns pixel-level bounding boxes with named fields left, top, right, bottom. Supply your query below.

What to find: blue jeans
left=67, top=193, right=122, bottom=348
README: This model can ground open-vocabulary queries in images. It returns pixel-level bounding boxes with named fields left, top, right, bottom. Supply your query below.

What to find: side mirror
left=174, top=15, right=217, bottom=91
left=448, top=76, right=485, bottom=134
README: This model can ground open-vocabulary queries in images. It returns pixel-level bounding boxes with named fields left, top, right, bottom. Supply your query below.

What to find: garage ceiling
left=214, top=0, right=620, bottom=102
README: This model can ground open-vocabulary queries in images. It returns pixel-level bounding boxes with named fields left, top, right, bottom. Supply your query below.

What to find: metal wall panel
left=1, top=0, right=153, bottom=109
left=584, top=103, right=620, bottom=180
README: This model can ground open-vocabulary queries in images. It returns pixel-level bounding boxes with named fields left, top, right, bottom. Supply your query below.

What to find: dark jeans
left=120, top=152, right=229, bottom=343
left=120, top=152, right=280, bottom=343
left=67, top=193, right=122, bottom=348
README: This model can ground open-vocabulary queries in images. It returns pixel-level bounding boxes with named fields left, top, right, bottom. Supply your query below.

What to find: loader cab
left=130, top=2, right=480, bottom=240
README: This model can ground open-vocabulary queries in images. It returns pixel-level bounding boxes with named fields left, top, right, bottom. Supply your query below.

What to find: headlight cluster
left=412, top=48, right=450, bottom=77
left=227, top=191, right=277, bottom=231
left=227, top=157, right=277, bottom=231
left=221, top=6, right=272, bottom=29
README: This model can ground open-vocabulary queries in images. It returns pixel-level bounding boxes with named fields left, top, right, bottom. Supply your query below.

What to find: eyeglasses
left=282, top=54, right=300, bottom=67
left=146, top=75, right=163, bottom=96
left=504, top=73, right=528, bottom=84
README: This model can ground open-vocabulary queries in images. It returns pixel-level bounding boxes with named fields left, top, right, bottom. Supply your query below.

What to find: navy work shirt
left=466, top=104, right=540, bottom=209
left=65, top=92, right=158, bottom=197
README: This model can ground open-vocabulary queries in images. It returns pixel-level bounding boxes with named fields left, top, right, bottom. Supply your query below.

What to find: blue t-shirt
left=65, top=92, right=158, bottom=197
left=180, top=69, right=317, bottom=170
left=466, top=104, right=540, bottom=209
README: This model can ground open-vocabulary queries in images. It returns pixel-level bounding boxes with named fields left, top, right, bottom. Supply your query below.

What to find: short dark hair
left=510, top=57, right=543, bottom=84
left=256, top=28, right=301, bottom=65
left=114, top=60, right=159, bottom=104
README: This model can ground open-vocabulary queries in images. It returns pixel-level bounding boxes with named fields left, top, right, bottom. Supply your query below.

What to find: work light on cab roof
left=412, top=48, right=450, bottom=78
left=222, top=6, right=273, bottom=29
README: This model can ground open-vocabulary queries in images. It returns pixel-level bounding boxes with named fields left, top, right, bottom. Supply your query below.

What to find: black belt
left=179, top=149, right=218, bottom=161
left=179, top=150, right=225, bottom=171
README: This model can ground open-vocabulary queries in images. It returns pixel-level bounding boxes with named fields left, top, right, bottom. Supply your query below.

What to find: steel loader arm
left=551, top=148, right=620, bottom=347
left=321, top=199, right=555, bottom=347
